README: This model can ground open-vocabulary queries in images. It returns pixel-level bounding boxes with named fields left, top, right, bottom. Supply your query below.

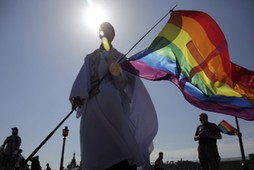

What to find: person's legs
left=199, top=157, right=209, bottom=170
left=198, top=145, right=209, bottom=170
left=208, top=144, right=220, bottom=170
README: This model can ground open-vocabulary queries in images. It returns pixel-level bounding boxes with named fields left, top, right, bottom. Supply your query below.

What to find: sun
left=85, top=5, right=108, bottom=32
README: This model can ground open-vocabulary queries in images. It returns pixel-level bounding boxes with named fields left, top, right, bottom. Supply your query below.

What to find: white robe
left=69, top=48, right=158, bottom=170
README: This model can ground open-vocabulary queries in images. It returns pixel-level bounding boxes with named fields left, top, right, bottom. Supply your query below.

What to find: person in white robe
left=69, top=22, right=158, bottom=170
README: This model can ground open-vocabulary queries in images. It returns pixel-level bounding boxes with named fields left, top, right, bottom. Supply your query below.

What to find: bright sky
left=1, top=1, right=254, bottom=170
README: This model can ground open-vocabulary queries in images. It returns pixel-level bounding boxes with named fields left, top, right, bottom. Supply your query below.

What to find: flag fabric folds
left=121, top=10, right=254, bottom=120
left=217, top=120, right=238, bottom=135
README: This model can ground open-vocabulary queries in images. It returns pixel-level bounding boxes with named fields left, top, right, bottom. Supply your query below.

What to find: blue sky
left=1, top=1, right=254, bottom=169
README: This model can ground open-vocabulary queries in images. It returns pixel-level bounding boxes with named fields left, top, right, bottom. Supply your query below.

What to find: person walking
left=69, top=22, right=158, bottom=170
left=194, top=113, right=222, bottom=170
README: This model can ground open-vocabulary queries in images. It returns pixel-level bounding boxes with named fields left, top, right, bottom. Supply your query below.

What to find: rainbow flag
left=122, top=10, right=254, bottom=120
left=217, top=120, right=238, bottom=135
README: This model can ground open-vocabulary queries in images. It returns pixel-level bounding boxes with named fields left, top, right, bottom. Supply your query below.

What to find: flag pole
left=25, top=107, right=76, bottom=163
left=235, top=116, right=249, bottom=170
left=124, top=5, right=177, bottom=58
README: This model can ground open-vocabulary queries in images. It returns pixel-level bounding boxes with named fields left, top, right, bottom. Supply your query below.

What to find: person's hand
left=194, top=132, right=205, bottom=141
left=71, top=97, right=84, bottom=110
left=206, top=132, right=217, bottom=139
left=194, top=136, right=199, bottom=141
left=109, top=62, right=122, bottom=76
left=199, top=131, right=205, bottom=137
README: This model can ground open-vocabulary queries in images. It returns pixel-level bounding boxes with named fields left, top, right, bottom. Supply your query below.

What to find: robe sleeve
left=69, top=56, right=91, bottom=117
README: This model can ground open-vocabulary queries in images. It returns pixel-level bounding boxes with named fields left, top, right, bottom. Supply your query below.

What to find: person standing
left=69, top=22, right=158, bottom=170
left=154, top=152, right=164, bottom=170
left=31, top=156, right=41, bottom=170
left=46, top=163, right=51, bottom=170
left=2, top=127, right=22, bottom=167
left=194, top=113, right=222, bottom=170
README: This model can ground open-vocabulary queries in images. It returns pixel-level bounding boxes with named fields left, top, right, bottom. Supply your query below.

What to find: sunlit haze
left=85, top=5, right=108, bottom=32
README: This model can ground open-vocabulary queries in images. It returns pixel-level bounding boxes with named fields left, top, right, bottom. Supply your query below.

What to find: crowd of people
left=0, top=127, right=52, bottom=170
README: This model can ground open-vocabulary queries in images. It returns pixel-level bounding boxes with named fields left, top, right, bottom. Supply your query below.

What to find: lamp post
left=59, top=126, right=69, bottom=170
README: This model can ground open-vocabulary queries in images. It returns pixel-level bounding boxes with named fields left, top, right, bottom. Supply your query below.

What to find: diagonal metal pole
left=25, top=107, right=75, bottom=163
left=235, top=116, right=249, bottom=170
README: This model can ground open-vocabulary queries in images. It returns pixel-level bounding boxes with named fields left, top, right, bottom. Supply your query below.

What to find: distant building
left=67, top=153, right=80, bottom=170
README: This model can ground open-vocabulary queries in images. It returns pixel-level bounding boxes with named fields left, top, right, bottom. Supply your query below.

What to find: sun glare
left=85, top=5, right=108, bottom=32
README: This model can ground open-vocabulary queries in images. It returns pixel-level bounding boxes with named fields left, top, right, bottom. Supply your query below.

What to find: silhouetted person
left=46, top=163, right=51, bottom=170
left=31, top=156, right=41, bottom=170
left=194, top=113, right=222, bottom=170
left=2, top=127, right=22, bottom=167
left=69, top=22, right=158, bottom=170
left=154, top=152, right=164, bottom=170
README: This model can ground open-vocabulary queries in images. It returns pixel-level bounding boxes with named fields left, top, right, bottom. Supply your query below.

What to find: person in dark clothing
left=46, top=163, right=52, bottom=170
left=2, top=127, right=22, bottom=167
left=31, top=156, right=41, bottom=170
left=154, top=152, right=164, bottom=170
left=194, top=113, right=222, bottom=170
